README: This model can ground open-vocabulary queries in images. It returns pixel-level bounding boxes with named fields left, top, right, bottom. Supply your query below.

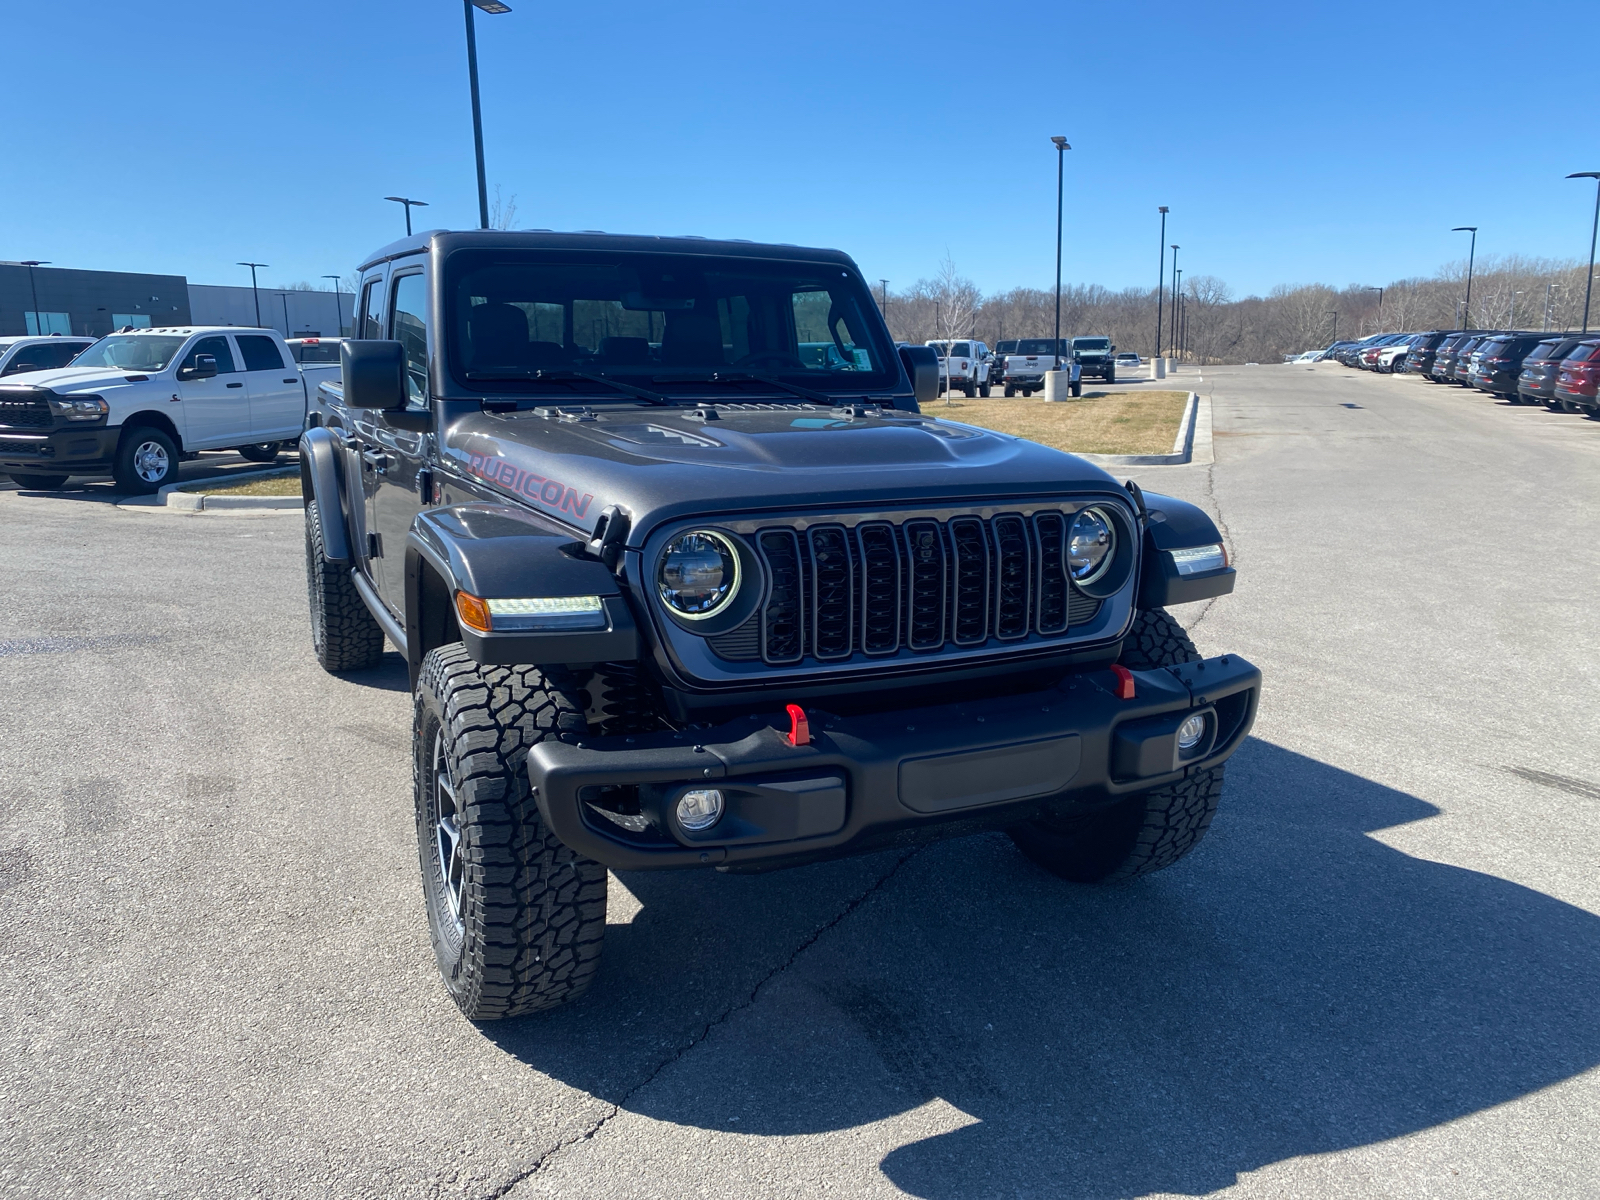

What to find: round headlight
left=658, top=530, right=741, bottom=619
left=1067, top=507, right=1115, bottom=584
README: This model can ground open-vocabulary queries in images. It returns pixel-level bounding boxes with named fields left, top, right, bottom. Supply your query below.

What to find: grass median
left=933, top=389, right=1191, bottom=456
left=178, top=469, right=300, bottom=497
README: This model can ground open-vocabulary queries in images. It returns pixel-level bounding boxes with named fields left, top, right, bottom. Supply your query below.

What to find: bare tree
left=490, top=185, right=519, bottom=231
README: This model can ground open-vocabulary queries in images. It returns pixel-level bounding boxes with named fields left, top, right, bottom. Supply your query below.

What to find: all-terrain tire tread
left=304, top=503, right=384, bottom=672
left=416, top=645, right=606, bottom=1021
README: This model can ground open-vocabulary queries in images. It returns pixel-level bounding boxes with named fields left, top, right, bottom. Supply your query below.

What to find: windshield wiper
left=656, top=372, right=835, bottom=405
left=463, top=369, right=669, bottom=405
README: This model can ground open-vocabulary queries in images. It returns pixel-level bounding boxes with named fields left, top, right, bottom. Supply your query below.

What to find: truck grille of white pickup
left=708, top=513, right=1103, bottom=665
left=0, top=398, right=52, bottom=430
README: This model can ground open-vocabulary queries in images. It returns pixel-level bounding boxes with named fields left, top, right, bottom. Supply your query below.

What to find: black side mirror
left=178, top=353, right=218, bottom=381
left=898, top=345, right=938, bottom=411
left=342, top=340, right=407, bottom=411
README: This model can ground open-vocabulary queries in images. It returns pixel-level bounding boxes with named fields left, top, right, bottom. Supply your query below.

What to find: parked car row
left=0, top=327, right=341, bottom=491
left=1320, top=328, right=1600, bottom=415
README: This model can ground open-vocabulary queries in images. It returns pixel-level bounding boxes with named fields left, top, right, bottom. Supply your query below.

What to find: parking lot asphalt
left=3, top=364, right=1598, bottom=1199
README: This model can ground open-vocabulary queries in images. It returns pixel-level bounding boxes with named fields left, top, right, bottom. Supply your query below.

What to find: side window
left=389, top=273, right=428, bottom=406
left=236, top=335, right=285, bottom=372
left=359, top=278, right=384, bottom=340
left=181, top=335, right=237, bottom=374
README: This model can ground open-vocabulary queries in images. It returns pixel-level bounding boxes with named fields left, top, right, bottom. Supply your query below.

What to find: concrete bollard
left=1044, top=370, right=1071, bottom=402
left=1152, top=358, right=1166, bottom=380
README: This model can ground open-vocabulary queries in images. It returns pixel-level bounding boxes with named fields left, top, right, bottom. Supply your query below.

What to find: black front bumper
left=0, top=425, right=118, bottom=474
left=528, top=654, right=1260, bottom=871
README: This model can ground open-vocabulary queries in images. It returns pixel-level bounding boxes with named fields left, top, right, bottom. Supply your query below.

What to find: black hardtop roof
left=357, top=228, right=858, bottom=274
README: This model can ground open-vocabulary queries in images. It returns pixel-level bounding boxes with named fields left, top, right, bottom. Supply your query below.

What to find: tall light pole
left=1051, top=136, right=1071, bottom=370
left=1174, top=269, right=1183, bottom=361
left=1452, top=227, right=1477, bottom=329
left=1363, top=285, right=1384, bottom=331
left=1327, top=310, right=1338, bottom=344
left=463, top=0, right=512, bottom=230
left=19, top=261, right=49, bottom=334
left=1544, top=282, right=1558, bottom=332
left=1510, top=290, right=1522, bottom=330
left=323, top=275, right=346, bottom=335
left=1155, top=206, right=1169, bottom=361
left=1566, top=172, right=1600, bottom=333
left=878, top=278, right=889, bottom=319
left=237, top=262, right=268, bottom=327
left=1169, top=247, right=1180, bottom=358
left=384, top=196, right=429, bottom=236
left=277, top=292, right=292, bottom=336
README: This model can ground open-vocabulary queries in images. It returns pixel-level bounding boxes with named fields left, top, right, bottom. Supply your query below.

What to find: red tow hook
left=1109, top=665, right=1136, bottom=700
left=785, top=703, right=811, bottom=747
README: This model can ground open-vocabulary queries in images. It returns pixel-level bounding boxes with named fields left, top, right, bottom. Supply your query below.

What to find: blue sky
left=3, top=0, right=1595, bottom=299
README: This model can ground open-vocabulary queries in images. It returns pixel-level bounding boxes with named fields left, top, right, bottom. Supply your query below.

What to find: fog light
left=675, top=788, right=724, bottom=832
left=1177, top=713, right=1207, bottom=751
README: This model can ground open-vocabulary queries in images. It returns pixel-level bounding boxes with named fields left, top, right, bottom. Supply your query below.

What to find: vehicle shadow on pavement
left=486, top=738, right=1600, bottom=1197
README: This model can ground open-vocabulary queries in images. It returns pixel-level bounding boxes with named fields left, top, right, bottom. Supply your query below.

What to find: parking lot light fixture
left=323, top=275, right=346, bottom=334
left=1452, top=227, right=1478, bottom=329
left=19, top=261, right=50, bottom=334
left=464, top=0, right=513, bottom=231
left=1156, top=207, right=1168, bottom=361
left=1169, top=246, right=1179, bottom=358
left=237, top=262, right=268, bottom=327
left=384, top=196, right=429, bottom=237
left=1566, top=173, right=1600, bottom=333
left=1051, top=136, right=1071, bottom=371
left=1363, top=286, right=1384, bottom=330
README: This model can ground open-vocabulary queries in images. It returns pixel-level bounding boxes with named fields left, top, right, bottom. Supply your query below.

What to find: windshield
left=445, top=251, right=895, bottom=399
left=1073, top=338, right=1110, bottom=350
left=1014, top=339, right=1065, bottom=355
left=70, top=335, right=188, bottom=372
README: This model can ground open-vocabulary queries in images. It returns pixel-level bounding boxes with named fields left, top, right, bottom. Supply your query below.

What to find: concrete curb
left=1078, top=391, right=1207, bottom=467
left=163, top=493, right=301, bottom=512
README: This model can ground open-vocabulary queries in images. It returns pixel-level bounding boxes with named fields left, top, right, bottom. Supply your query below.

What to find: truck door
left=176, top=334, right=247, bottom=448
left=367, top=269, right=432, bottom=609
left=235, top=334, right=304, bottom=442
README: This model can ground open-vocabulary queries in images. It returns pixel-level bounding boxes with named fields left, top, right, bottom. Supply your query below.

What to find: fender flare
left=298, top=426, right=349, bottom=563
left=1136, top=491, right=1236, bottom=608
left=405, top=502, right=638, bottom=683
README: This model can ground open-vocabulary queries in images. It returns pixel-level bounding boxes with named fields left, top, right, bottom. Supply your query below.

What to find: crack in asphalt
left=481, top=846, right=925, bottom=1199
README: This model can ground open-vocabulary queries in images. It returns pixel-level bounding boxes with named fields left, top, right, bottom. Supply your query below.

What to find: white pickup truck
left=0, top=326, right=340, bottom=492
left=925, top=339, right=992, bottom=397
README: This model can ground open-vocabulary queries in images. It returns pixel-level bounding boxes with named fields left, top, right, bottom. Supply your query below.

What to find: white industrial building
left=186, top=284, right=352, bottom=337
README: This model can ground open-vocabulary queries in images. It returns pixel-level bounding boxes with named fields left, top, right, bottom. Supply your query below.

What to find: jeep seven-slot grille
left=711, top=512, right=1104, bottom=665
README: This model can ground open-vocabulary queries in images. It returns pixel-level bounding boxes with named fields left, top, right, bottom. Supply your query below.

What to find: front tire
left=414, top=646, right=608, bottom=1021
left=237, top=442, right=282, bottom=464
left=979, top=382, right=991, bottom=398
left=1107, top=368, right=1116, bottom=384
left=1008, top=607, right=1224, bottom=883
left=7, top=472, right=69, bottom=490
left=113, top=427, right=179, bottom=494
left=304, top=503, right=384, bottom=672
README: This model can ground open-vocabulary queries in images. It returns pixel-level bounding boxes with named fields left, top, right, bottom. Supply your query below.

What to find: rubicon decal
left=466, top=453, right=595, bottom=520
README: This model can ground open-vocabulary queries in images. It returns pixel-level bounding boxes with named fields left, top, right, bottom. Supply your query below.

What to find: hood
left=440, top=403, right=1122, bottom=540
left=0, top=366, right=155, bottom=394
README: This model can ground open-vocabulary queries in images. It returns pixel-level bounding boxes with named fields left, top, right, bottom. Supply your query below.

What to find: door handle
left=226, top=381, right=244, bottom=388
left=282, top=378, right=298, bottom=384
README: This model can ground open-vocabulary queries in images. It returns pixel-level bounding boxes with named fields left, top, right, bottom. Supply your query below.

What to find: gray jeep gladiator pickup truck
left=300, top=230, right=1257, bottom=1021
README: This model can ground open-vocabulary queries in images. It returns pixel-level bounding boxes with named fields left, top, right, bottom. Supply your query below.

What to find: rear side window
left=236, top=335, right=285, bottom=372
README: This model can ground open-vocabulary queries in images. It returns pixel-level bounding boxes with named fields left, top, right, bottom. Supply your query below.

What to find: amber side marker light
left=455, top=592, right=492, bottom=634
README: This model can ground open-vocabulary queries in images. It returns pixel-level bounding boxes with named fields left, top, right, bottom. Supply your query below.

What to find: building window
left=25, top=312, right=72, bottom=336
left=111, top=313, right=152, bottom=328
